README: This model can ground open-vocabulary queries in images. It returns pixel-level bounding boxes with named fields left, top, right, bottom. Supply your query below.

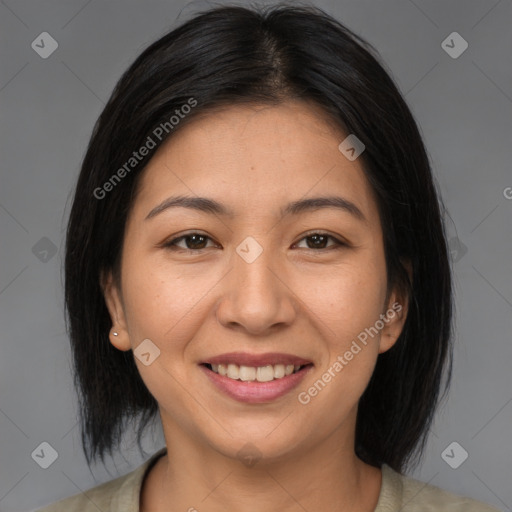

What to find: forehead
left=131, top=101, right=380, bottom=226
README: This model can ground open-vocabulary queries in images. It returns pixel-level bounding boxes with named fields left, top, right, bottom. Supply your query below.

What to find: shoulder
left=35, top=448, right=167, bottom=512
left=35, top=472, right=132, bottom=512
left=377, top=464, right=501, bottom=511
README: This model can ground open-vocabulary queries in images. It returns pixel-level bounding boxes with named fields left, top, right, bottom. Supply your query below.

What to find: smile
left=199, top=355, right=314, bottom=403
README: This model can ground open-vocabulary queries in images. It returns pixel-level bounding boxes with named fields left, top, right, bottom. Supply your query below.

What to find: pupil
left=308, top=234, right=327, bottom=249
left=188, top=235, right=206, bottom=249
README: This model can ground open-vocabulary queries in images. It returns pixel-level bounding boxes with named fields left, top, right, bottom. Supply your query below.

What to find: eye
left=162, top=231, right=346, bottom=253
left=162, top=232, right=218, bottom=252
left=293, top=232, right=346, bottom=250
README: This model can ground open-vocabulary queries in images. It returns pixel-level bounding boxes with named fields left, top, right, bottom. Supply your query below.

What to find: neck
left=141, top=418, right=382, bottom=512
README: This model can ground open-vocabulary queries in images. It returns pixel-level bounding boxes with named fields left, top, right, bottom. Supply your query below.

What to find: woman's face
left=103, top=100, right=407, bottom=463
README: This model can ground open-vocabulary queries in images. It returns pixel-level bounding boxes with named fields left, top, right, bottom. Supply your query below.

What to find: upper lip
left=202, top=352, right=313, bottom=367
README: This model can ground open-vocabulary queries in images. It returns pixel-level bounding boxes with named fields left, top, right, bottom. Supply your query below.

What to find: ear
left=378, top=259, right=412, bottom=354
left=100, top=269, right=131, bottom=352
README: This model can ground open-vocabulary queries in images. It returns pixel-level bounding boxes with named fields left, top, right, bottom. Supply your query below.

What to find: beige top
left=37, top=447, right=500, bottom=511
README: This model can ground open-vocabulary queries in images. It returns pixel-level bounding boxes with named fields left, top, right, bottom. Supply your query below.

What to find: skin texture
left=102, top=100, right=409, bottom=512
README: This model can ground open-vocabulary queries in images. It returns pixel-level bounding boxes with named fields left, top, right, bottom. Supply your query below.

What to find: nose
left=215, top=244, right=297, bottom=336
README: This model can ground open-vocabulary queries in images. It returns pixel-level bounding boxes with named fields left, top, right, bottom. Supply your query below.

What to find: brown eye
left=163, top=233, right=216, bottom=251
left=294, top=233, right=345, bottom=250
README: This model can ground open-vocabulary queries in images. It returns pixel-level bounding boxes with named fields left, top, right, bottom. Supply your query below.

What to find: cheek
left=119, top=258, right=208, bottom=418
left=295, top=263, right=385, bottom=416
left=297, top=257, right=387, bottom=344
left=294, top=253, right=387, bottom=402
left=120, top=254, right=210, bottom=344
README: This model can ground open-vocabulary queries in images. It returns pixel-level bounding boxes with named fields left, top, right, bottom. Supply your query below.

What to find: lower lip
left=199, top=364, right=313, bottom=404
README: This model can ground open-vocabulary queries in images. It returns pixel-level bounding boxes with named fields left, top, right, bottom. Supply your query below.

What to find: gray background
left=0, top=0, right=511, bottom=511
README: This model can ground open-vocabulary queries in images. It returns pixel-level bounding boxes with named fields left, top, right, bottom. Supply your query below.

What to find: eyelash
left=161, top=231, right=346, bottom=253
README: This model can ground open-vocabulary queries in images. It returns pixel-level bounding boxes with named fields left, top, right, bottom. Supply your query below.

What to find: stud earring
left=112, top=331, right=118, bottom=336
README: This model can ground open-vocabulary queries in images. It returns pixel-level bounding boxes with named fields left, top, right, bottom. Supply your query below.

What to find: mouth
left=199, top=353, right=314, bottom=403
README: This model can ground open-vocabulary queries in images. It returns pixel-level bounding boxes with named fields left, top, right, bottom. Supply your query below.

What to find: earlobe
left=100, top=269, right=132, bottom=352
left=109, top=327, right=131, bottom=351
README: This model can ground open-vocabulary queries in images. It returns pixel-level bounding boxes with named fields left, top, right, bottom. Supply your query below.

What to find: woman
left=38, top=4, right=500, bottom=511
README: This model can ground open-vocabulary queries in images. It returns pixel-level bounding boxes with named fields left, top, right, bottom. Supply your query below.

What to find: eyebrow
left=144, top=194, right=366, bottom=223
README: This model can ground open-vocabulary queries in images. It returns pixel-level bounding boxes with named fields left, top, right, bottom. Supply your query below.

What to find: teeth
left=256, top=365, right=274, bottom=382
left=227, top=364, right=239, bottom=379
left=273, top=364, right=285, bottom=379
left=239, top=366, right=256, bottom=381
left=208, top=362, right=305, bottom=382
